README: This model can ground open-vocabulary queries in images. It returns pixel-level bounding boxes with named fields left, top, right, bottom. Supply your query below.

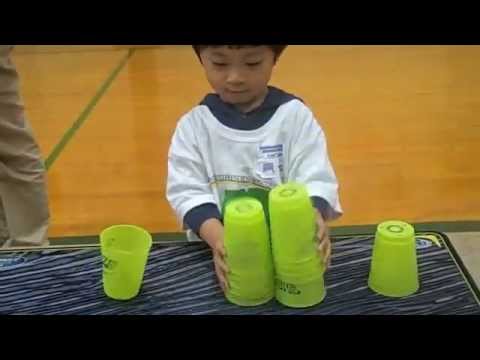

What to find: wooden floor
left=11, top=45, right=480, bottom=237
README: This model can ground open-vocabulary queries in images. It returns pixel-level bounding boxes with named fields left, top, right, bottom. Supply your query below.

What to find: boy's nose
left=226, top=69, right=245, bottom=85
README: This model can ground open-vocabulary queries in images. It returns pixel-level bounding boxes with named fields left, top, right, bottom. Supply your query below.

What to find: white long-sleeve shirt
left=167, top=87, right=342, bottom=241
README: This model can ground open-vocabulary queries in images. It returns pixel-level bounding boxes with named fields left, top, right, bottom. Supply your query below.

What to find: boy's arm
left=166, top=118, right=220, bottom=235
left=166, top=118, right=229, bottom=291
left=288, top=105, right=343, bottom=222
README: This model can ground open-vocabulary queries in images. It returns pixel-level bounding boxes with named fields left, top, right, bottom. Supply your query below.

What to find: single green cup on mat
left=269, top=182, right=326, bottom=308
left=368, top=220, right=419, bottom=298
left=224, top=197, right=275, bottom=306
left=100, top=224, right=152, bottom=300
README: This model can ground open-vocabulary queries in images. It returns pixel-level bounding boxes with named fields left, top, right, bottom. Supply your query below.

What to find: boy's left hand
left=315, top=209, right=331, bottom=269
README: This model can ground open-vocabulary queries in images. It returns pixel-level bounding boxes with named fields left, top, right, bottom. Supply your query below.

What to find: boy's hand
left=199, top=218, right=230, bottom=294
left=315, top=209, right=331, bottom=269
left=212, top=239, right=230, bottom=293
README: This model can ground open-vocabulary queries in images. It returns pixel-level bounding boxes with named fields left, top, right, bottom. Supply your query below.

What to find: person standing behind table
left=0, top=45, right=50, bottom=247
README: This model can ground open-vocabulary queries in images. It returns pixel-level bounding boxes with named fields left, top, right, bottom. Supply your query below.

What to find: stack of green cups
left=269, top=183, right=326, bottom=308
left=224, top=197, right=275, bottom=306
left=368, top=220, right=419, bottom=297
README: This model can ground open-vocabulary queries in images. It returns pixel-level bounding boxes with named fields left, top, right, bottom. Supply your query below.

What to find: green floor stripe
left=44, top=49, right=135, bottom=170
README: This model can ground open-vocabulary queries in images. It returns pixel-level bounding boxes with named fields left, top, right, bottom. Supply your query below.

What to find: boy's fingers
left=217, top=257, right=230, bottom=274
left=214, top=250, right=229, bottom=272
left=316, top=223, right=326, bottom=242
left=216, top=244, right=227, bottom=258
left=324, top=241, right=331, bottom=267
left=317, top=237, right=325, bottom=251
left=214, top=256, right=229, bottom=292
left=217, top=270, right=229, bottom=292
left=317, top=232, right=328, bottom=251
left=219, top=278, right=226, bottom=292
left=317, top=234, right=331, bottom=268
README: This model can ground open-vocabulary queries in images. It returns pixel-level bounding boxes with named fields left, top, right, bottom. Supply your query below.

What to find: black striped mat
left=0, top=232, right=478, bottom=315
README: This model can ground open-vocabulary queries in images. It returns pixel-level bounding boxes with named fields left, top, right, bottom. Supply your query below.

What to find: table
left=1, top=232, right=478, bottom=315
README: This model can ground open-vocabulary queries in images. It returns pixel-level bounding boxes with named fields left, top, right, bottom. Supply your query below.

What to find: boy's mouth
left=225, top=89, right=248, bottom=94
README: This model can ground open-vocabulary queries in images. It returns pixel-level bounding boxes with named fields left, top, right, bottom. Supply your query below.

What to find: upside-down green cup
left=224, top=197, right=275, bottom=306
left=100, top=225, right=152, bottom=300
left=269, top=183, right=318, bottom=262
left=368, top=220, right=419, bottom=297
left=269, top=182, right=326, bottom=308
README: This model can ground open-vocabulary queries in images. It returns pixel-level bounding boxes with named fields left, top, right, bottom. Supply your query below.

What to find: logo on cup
left=278, top=280, right=301, bottom=295
left=102, top=256, right=118, bottom=271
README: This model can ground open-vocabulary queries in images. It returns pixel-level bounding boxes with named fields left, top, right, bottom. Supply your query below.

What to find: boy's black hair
left=192, top=45, right=287, bottom=62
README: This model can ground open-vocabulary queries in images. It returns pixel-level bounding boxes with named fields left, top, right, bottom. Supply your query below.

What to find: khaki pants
left=0, top=45, right=50, bottom=247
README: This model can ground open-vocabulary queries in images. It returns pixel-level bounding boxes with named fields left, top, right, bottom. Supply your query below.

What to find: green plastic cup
left=368, top=220, right=419, bottom=297
left=224, top=197, right=275, bottom=306
left=275, top=256, right=324, bottom=280
left=274, top=254, right=326, bottom=308
left=276, top=274, right=326, bottom=308
left=269, top=182, right=318, bottom=262
left=100, top=224, right=152, bottom=300
left=269, top=182, right=326, bottom=307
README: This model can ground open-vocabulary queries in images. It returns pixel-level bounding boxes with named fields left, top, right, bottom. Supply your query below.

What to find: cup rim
left=100, top=224, right=152, bottom=254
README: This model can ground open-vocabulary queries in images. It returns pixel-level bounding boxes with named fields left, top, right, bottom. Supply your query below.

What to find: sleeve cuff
left=311, top=196, right=342, bottom=221
left=184, top=203, right=222, bottom=236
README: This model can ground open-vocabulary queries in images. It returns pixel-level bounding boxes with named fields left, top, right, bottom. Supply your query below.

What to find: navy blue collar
left=200, top=86, right=302, bottom=131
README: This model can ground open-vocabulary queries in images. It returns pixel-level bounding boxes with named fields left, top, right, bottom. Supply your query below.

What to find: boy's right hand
left=199, top=218, right=230, bottom=293
left=212, top=240, right=230, bottom=293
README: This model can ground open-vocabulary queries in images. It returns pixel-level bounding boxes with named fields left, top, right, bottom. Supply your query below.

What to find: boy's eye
left=212, top=62, right=228, bottom=67
left=246, top=61, right=262, bottom=67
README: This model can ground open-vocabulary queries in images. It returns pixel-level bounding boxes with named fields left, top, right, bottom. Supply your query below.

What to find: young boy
left=0, top=45, right=50, bottom=247
left=167, top=45, right=342, bottom=292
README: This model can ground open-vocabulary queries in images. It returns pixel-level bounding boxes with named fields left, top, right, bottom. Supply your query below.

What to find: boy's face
left=199, top=46, right=277, bottom=112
